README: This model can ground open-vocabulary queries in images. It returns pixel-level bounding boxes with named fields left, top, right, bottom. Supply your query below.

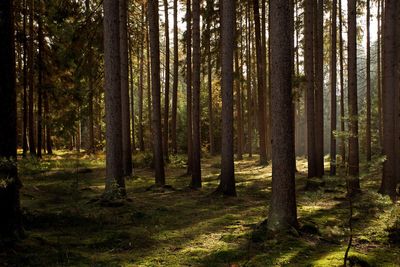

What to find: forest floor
left=1, top=150, right=400, bottom=267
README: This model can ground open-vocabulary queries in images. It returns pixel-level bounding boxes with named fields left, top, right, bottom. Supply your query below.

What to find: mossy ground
left=1, top=151, right=400, bottom=266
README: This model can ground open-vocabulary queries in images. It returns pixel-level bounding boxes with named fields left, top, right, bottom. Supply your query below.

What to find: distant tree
left=0, top=0, right=23, bottom=239
left=148, top=0, right=166, bottom=186
left=103, top=0, right=125, bottom=195
left=330, top=0, right=337, bottom=176
left=339, top=0, right=346, bottom=165
left=171, top=0, right=179, bottom=154
left=22, top=0, right=28, bottom=157
left=267, top=0, right=298, bottom=232
left=347, top=0, right=360, bottom=195
left=366, top=0, right=372, bottom=162
left=216, top=0, right=236, bottom=196
left=186, top=0, right=193, bottom=175
left=163, top=0, right=170, bottom=162
left=28, top=0, right=35, bottom=156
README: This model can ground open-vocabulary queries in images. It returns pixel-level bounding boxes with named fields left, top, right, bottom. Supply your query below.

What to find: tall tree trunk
left=86, top=0, right=95, bottom=154
left=379, top=0, right=399, bottom=197
left=315, top=0, right=324, bottom=177
left=377, top=0, right=383, bottom=150
left=330, top=0, right=337, bottom=176
left=305, top=0, right=316, bottom=178
left=205, top=0, right=214, bottom=156
left=339, top=0, right=346, bottom=166
left=186, top=0, right=193, bottom=175
left=253, top=0, right=267, bottom=165
left=217, top=0, right=236, bottom=196
left=120, top=0, right=132, bottom=177
left=171, top=0, right=178, bottom=154
left=0, top=0, right=23, bottom=239
left=191, top=0, right=202, bottom=188
left=129, top=42, right=135, bottom=153
left=138, top=4, right=145, bottom=152
left=267, top=0, right=298, bottom=232
left=22, top=0, right=28, bottom=157
left=246, top=1, right=253, bottom=158
left=28, top=0, right=35, bottom=156
left=262, top=0, right=271, bottom=161
left=163, top=0, right=170, bottom=162
left=103, top=0, right=125, bottom=195
left=37, top=0, right=44, bottom=159
left=347, top=0, right=360, bottom=194
left=148, top=0, right=166, bottom=186
left=366, top=0, right=371, bottom=162
left=146, top=16, right=152, bottom=150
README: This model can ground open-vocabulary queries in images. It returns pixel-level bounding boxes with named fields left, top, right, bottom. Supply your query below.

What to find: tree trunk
left=305, top=0, right=316, bottom=178
left=163, top=0, right=170, bottom=162
left=103, top=0, right=125, bottom=195
left=366, top=0, right=371, bottom=162
left=380, top=0, right=399, bottom=197
left=22, top=0, right=28, bottom=157
left=217, top=0, right=236, bottom=196
left=246, top=1, right=253, bottom=158
left=235, top=49, right=243, bottom=160
left=377, top=0, right=383, bottom=150
left=148, top=0, right=166, bottom=186
left=186, top=0, right=193, bottom=175
left=330, top=0, right=337, bottom=176
left=0, top=0, right=23, bottom=239
left=205, top=0, right=214, bottom=156
left=28, top=0, right=36, bottom=156
left=253, top=0, right=267, bottom=166
left=267, top=0, right=298, bottom=232
left=339, top=0, right=346, bottom=166
left=171, top=0, right=178, bottom=154
left=347, top=0, right=360, bottom=194
left=37, top=0, right=44, bottom=159
left=315, top=0, right=324, bottom=177
left=146, top=15, right=152, bottom=150
left=191, top=0, right=202, bottom=188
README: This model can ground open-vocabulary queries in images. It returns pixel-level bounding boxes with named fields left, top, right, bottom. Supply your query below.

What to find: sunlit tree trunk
left=186, top=0, right=193, bottom=175
left=330, top=0, right=337, bottom=176
left=171, top=0, right=178, bottom=154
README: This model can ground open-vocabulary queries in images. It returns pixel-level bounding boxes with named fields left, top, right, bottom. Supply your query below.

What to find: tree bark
left=22, top=0, right=28, bottom=157
left=0, top=0, right=23, bottom=239
left=246, top=0, right=253, bottom=158
left=267, top=0, right=298, bottom=232
left=28, top=0, right=36, bottom=156
left=171, top=0, right=178, bottom=154
left=253, top=0, right=267, bottom=165
left=186, top=0, right=193, bottom=175
left=347, top=0, right=360, bottom=194
left=163, top=0, right=170, bottom=162
left=330, top=0, right=337, bottom=176
left=103, top=0, right=125, bottom=195
left=366, top=0, right=372, bottom=162
left=148, top=0, right=166, bottom=186
left=191, top=0, right=202, bottom=188
left=339, top=0, right=346, bottom=166
left=37, top=0, right=44, bottom=159
left=217, top=0, right=236, bottom=196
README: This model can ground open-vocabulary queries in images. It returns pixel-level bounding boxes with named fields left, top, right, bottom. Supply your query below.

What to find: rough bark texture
left=0, top=0, right=23, bottom=239
left=347, top=0, right=361, bottom=194
left=103, top=0, right=125, bottom=194
left=253, top=0, right=267, bottom=165
left=267, top=0, right=298, bottom=232
left=119, top=0, right=132, bottom=177
left=191, top=0, right=202, bottom=188
left=171, top=0, right=178, bottom=154
left=148, top=0, right=166, bottom=186
left=163, top=0, right=170, bottom=162
left=305, top=0, right=316, bottom=178
left=330, top=0, right=337, bottom=176
left=217, top=0, right=236, bottom=196
left=380, top=0, right=399, bottom=197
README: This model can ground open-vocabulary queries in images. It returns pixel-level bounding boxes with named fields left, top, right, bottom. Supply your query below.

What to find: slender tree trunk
left=262, top=0, right=271, bottom=161
left=253, top=0, right=267, bottom=165
left=205, top=0, right=214, bottom=156
left=339, top=0, right=346, bottom=166
left=148, top=0, right=166, bottom=186
left=163, top=0, right=170, bottom=162
left=377, top=0, right=383, bottom=150
left=186, top=0, right=193, bottom=175
left=380, top=0, right=399, bottom=197
left=305, top=0, right=316, bottom=178
left=22, top=0, right=28, bottom=157
left=146, top=15, right=152, bottom=150
left=86, top=0, right=95, bottom=154
left=129, top=42, right=135, bottom=153
left=246, top=0, right=253, bottom=158
left=103, top=0, right=125, bottom=195
left=37, top=0, right=44, bottom=159
left=366, top=0, right=371, bottom=162
left=120, top=0, right=132, bottom=177
left=0, top=0, right=23, bottom=239
left=43, top=90, right=52, bottom=154
left=217, top=0, right=236, bottom=196
left=191, top=0, right=202, bottom=188
left=137, top=4, right=145, bottom=152
left=235, top=49, right=243, bottom=160
left=171, top=0, right=178, bottom=154
left=28, top=0, right=35, bottom=156
left=315, top=0, right=324, bottom=177
left=330, top=0, right=337, bottom=176
left=347, top=0, right=360, bottom=194
left=267, top=0, right=298, bottom=232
